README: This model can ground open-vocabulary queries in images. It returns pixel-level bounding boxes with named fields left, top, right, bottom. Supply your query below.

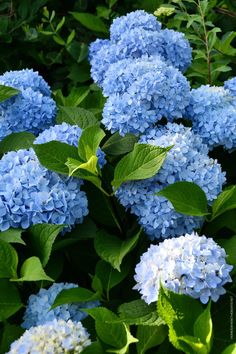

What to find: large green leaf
left=56, top=106, right=97, bottom=128
left=33, top=141, right=78, bottom=174
left=27, top=224, right=64, bottom=267
left=0, top=240, right=18, bottom=279
left=136, top=325, right=167, bottom=354
left=78, top=124, right=105, bottom=162
left=102, top=132, right=138, bottom=156
left=94, top=229, right=140, bottom=271
left=70, top=12, right=108, bottom=33
left=0, top=84, right=20, bottom=102
left=0, top=280, right=23, bottom=321
left=157, top=181, right=209, bottom=216
left=112, top=143, right=171, bottom=190
left=0, top=229, right=25, bottom=245
left=52, top=287, right=100, bottom=309
left=11, top=256, right=53, bottom=282
left=157, top=285, right=211, bottom=354
left=0, top=132, right=35, bottom=154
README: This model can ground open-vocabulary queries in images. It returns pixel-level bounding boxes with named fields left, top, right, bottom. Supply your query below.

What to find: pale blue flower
left=134, top=232, right=233, bottom=304
left=0, top=69, right=56, bottom=140
left=116, top=123, right=225, bottom=239
left=224, top=77, right=236, bottom=96
left=8, top=319, right=91, bottom=354
left=0, top=149, right=88, bottom=231
left=22, top=282, right=100, bottom=329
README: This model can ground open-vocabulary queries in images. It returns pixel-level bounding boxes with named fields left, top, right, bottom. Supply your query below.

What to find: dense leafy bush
left=0, top=1, right=236, bottom=353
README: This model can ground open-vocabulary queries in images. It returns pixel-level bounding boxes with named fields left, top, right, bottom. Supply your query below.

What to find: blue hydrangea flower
left=224, top=77, right=236, bottom=96
left=35, top=123, right=106, bottom=167
left=116, top=123, right=226, bottom=239
left=0, top=69, right=56, bottom=140
left=0, top=148, right=88, bottom=231
left=186, top=85, right=236, bottom=150
left=8, top=319, right=91, bottom=354
left=102, top=58, right=190, bottom=135
left=110, top=10, right=162, bottom=41
left=88, top=38, right=110, bottom=61
left=134, top=232, right=233, bottom=304
left=22, top=282, right=100, bottom=329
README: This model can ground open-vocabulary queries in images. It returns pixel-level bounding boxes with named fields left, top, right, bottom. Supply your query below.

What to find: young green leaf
left=193, top=302, right=213, bottom=353
left=102, top=132, right=138, bottom=156
left=56, top=106, right=97, bottom=128
left=211, top=186, right=236, bottom=220
left=33, top=141, right=78, bottom=174
left=78, top=124, right=105, bottom=162
left=0, top=240, right=18, bottom=278
left=112, top=143, right=171, bottom=190
left=0, top=84, right=20, bottom=102
left=0, top=280, right=23, bottom=321
left=51, top=287, right=100, bottom=309
left=27, top=224, right=64, bottom=267
left=70, top=12, right=108, bottom=33
left=0, top=229, right=25, bottom=245
left=94, top=229, right=140, bottom=271
left=136, top=325, right=167, bottom=354
left=0, top=132, right=35, bottom=154
left=157, top=181, right=209, bottom=216
left=221, top=343, right=236, bottom=354
left=66, top=156, right=98, bottom=176
left=11, top=256, right=53, bottom=282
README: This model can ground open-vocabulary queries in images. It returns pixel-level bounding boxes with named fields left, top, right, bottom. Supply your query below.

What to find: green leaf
left=102, top=133, right=138, bottom=156
left=218, top=236, right=236, bottom=274
left=95, top=259, right=131, bottom=296
left=0, top=229, right=25, bottom=245
left=33, top=141, right=78, bottom=174
left=27, top=224, right=64, bottom=267
left=84, top=307, right=137, bottom=352
left=62, top=86, right=90, bottom=106
left=136, top=325, right=167, bottom=354
left=0, top=132, right=35, bottom=154
left=157, top=181, right=209, bottom=216
left=66, top=156, right=98, bottom=176
left=221, top=343, right=236, bottom=354
left=157, top=285, right=209, bottom=354
left=211, top=186, right=236, bottom=220
left=52, top=287, right=100, bottom=309
left=0, top=322, right=24, bottom=353
left=0, top=84, right=20, bottom=102
left=117, top=299, right=164, bottom=326
left=112, top=143, right=171, bottom=190
left=78, top=124, right=105, bottom=162
left=11, top=256, right=53, bottom=282
left=81, top=341, right=105, bottom=354
left=0, top=279, right=23, bottom=321
left=56, top=106, right=97, bottom=128
left=194, top=302, right=213, bottom=353
left=70, top=12, right=108, bottom=33
left=0, top=240, right=18, bottom=278
left=94, top=230, right=140, bottom=271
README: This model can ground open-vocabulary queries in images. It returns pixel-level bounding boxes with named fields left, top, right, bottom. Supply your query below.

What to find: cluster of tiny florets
left=89, top=10, right=192, bottom=136
left=134, top=232, right=233, bottom=304
left=186, top=85, right=236, bottom=150
left=116, top=123, right=225, bottom=239
left=7, top=319, right=91, bottom=354
left=22, top=282, right=99, bottom=329
left=34, top=122, right=106, bottom=167
left=0, top=69, right=56, bottom=140
left=0, top=148, right=88, bottom=231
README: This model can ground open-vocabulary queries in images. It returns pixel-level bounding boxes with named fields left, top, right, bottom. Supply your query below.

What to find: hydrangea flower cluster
left=89, top=11, right=192, bottom=86
left=186, top=85, right=236, bottom=150
left=0, top=148, right=88, bottom=231
left=116, top=123, right=225, bottom=240
left=89, top=10, right=192, bottom=136
left=134, top=232, right=233, bottom=304
left=35, top=122, right=106, bottom=167
left=8, top=319, right=91, bottom=354
left=22, top=282, right=100, bottom=329
left=0, top=69, right=56, bottom=140
left=102, top=57, right=190, bottom=135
